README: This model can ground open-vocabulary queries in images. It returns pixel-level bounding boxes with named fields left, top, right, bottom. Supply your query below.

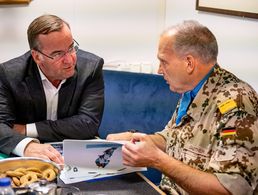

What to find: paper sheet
left=60, top=139, right=146, bottom=184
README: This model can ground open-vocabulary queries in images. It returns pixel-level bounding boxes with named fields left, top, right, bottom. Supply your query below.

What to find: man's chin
left=169, top=85, right=174, bottom=92
left=169, top=85, right=180, bottom=94
left=64, top=69, right=75, bottom=78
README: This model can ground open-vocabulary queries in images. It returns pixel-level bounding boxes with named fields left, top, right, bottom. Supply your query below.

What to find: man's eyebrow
left=49, top=50, right=62, bottom=56
left=49, top=42, right=74, bottom=55
left=157, top=56, right=164, bottom=61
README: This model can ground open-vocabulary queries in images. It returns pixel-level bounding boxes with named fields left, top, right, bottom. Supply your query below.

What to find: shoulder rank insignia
left=218, top=99, right=237, bottom=114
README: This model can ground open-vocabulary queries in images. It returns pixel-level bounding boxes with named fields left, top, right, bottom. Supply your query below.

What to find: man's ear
left=185, top=55, right=195, bottom=74
left=31, top=50, right=42, bottom=65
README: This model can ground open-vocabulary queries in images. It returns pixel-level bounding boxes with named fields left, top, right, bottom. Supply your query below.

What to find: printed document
left=60, top=139, right=146, bottom=184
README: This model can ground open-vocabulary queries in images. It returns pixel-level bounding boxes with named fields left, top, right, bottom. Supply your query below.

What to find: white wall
left=166, top=0, right=258, bottom=92
left=0, top=0, right=257, bottom=91
left=0, top=0, right=165, bottom=71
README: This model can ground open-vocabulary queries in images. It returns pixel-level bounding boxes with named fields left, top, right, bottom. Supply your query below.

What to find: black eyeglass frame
left=33, top=39, right=79, bottom=61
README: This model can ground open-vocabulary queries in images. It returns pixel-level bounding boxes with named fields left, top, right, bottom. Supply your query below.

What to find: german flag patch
left=220, top=127, right=237, bottom=137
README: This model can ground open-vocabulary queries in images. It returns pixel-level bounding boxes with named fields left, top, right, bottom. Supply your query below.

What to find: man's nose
left=62, top=52, right=73, bottom=63
left=158, top=65, right=163, bottom=74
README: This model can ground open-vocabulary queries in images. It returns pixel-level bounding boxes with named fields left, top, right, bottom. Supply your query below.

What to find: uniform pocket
left=180, top=143, right=211, bottom=170
left=213, top=145, right=237, bottom=161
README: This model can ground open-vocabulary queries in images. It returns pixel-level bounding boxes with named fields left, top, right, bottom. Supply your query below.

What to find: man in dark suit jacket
left=0, top=14, right=104, bottom=164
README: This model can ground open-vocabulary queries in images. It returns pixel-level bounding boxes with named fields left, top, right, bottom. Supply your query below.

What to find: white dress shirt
left=12, top=66, right=65, bottom=156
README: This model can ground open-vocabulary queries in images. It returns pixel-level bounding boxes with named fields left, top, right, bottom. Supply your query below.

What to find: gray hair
left=27, top=14, right=70, bottom=50
left=163, top=20, right=218, bottom=64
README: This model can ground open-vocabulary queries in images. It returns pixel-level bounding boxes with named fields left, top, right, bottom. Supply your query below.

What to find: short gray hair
left=163, top=20, right=218, bottom=64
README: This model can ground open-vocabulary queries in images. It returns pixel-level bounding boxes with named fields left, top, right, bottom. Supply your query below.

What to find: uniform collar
left=175, top=65, right=215, bottom=126
left=187, top=64, right=221, bottom=122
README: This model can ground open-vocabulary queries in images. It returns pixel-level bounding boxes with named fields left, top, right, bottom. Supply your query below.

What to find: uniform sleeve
left=215, top=173, right=253, bottom=195
left=209, top=108, right=258, bottom=195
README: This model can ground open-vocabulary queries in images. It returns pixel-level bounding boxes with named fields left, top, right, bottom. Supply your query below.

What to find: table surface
left=58, top=172, right=165, bottom=195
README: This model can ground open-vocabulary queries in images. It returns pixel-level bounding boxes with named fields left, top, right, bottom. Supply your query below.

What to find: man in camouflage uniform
left=107, top=20, right=258, bottom=194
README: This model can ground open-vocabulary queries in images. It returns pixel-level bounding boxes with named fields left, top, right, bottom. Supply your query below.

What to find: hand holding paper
left=122, top=133, right=164, bottom=168
left=60, top=139, right=146, bottom=184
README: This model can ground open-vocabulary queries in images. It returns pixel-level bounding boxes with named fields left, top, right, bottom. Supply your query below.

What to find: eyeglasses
left=34, top=39, right=79, bottom=61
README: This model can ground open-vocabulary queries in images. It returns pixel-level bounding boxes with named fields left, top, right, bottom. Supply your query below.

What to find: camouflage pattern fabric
left=157, top=64, right=258, bottom=195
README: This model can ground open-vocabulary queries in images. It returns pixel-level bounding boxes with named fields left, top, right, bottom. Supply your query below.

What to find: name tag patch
left=218, top=99, right=237, bottom=114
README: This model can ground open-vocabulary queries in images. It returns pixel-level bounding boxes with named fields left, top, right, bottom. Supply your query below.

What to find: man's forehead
left=159, top=37, right=173, bottom=52
left=160, top=30, right=176, bottom=45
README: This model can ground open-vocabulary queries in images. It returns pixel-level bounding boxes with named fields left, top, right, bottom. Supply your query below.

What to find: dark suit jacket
left=0, top=49, right=104, bottom=155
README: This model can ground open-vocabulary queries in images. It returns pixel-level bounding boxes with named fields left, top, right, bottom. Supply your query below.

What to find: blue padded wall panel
left=99, top=70, right=180, bottom=138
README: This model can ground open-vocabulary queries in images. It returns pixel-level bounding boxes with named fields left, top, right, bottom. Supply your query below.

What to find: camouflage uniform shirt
left=157, top=64, right=258, bottom=195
